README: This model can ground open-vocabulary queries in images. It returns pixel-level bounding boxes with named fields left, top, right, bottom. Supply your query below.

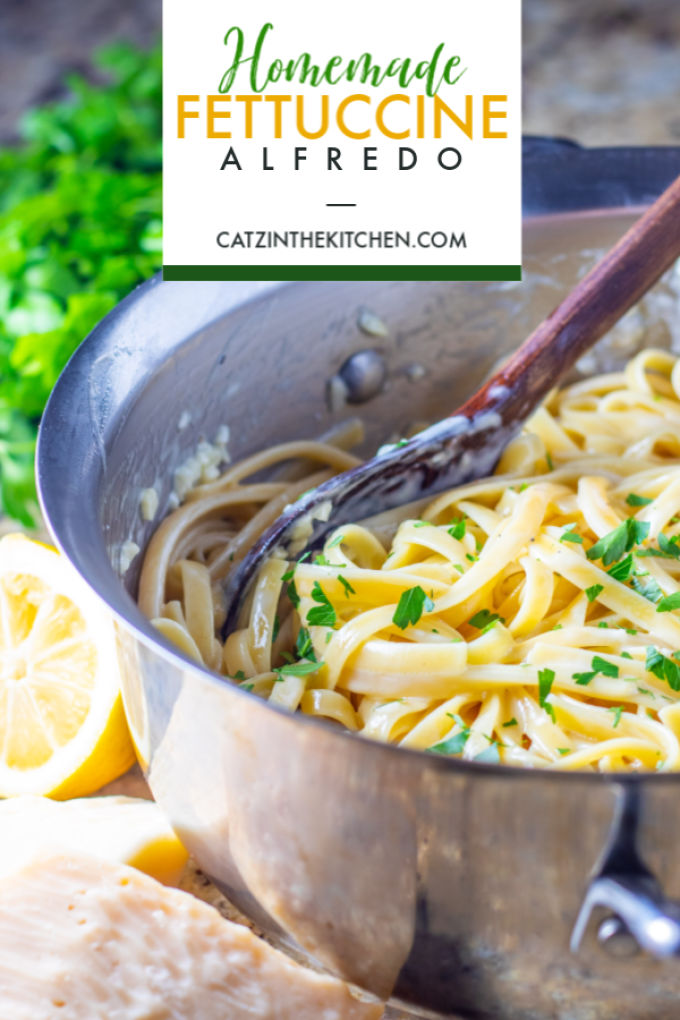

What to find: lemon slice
left=0, top=795, right=188, bottom=885
left=0, top=534, right=135, bottom=797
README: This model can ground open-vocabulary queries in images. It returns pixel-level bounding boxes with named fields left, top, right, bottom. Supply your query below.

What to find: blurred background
left=0, top=0, right=678, bottom=527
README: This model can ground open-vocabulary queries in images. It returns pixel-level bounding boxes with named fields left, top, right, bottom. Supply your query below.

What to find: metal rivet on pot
left=597, top=916, right=640, bottom=958
left=338, top=349, right=387, bottom=404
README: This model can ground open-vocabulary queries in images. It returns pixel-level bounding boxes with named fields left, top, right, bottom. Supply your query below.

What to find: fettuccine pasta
left=138, top=349, right=680, bottom=771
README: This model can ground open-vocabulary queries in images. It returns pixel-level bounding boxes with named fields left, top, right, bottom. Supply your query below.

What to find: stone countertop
left=1, top=0, right=679, bottom=146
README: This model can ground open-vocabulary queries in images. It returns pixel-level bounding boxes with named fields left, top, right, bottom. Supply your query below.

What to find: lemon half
left=0, top=534, right=135, bottom=797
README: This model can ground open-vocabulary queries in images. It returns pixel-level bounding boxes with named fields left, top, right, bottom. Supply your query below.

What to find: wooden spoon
left=224, top=174, right=680, bottom=631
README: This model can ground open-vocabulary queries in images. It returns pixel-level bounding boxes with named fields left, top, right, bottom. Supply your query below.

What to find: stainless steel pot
left=37, top=142, right=680, bottom=1019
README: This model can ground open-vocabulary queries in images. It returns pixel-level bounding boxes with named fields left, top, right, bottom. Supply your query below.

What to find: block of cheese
left=0, top=852, right=384, bottom=1020
left=0, top=795, right=188, bottom=885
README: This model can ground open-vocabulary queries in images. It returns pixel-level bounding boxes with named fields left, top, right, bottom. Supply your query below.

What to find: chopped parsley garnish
left=626, top=493, right=653, bottom=507
left=518, top=482, right=529, bottom=492
left=502, top=717, right=518, bottom=728
left=295, top=627, right=316, bottom=661
left=327, top=533, right=345, bottom=548
left=337, top=574, right=356, bottom=598
left=274, top=660, right=324, bottom=679
left=239, top=681, right=254, bottom=691
left=591, top=655, right=619, bottom=678
left=468, top=609, right=504, bottom=630
left=646, top=646, right=680, bottom=691
left=454, top=564, right=465, bottom=574
left=557, top=747, right=571, bottom=756
left=586, top=519, right=650, bottom=566
left=626, top=628, right=638, bottom=635
left=272, top=614, right=280, bottom=642
left=637, top=686, right=653, bottom=696
left=392, top=585, right=434, bottom=630
left=234, top=670, right=246, bottom=682
left=466, top=553, right=477, bottom=562
left=657, top=592, right=680, bottom=613
left=428, top=725, right=469, bottom=756
left=546, top=452, right=554, bottom=471
left=474, top=742, right=501, bottom=764
left=631, top=573, right=663, bottom=604
left=287, top=580, right=300, bottom=609
left=638, top=533, right=680, bottom=559
left=598, top=621, right=609, bottom=628
left=609, top=706, right=624, bottom=728
left=448, top=517, right=466, bottom=540
left=560, top=530, right=583, bottom=545
left=585, top=584, right=604, bottom=603
left=412, top=520, right=432, bottom=528
left=607, top=553, right=634, bottom=582
left=621, top=651, right=633, bottom=660
left=538, top=667, right=556, bottom=722
left=573, top=671, right=596, bottom=686
left=306, top=582, right=337, bottom=627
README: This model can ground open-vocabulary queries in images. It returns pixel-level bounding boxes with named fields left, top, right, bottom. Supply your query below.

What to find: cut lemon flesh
left=0, top=795, right=188, bottom=885
left=0, top=534, right=135, bottom=797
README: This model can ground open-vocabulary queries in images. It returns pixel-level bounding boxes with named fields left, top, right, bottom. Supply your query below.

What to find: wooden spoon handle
left=462, top=173, right=680, bottom=422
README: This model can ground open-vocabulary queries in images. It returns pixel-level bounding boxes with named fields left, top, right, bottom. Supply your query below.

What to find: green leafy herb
left=637, top=532, right=680, bottom=560
left=392, top=585, right=434, bottom=630
left=0, top=42, right=163, bottom=523
left=466, top=553, right=476, bottom=562
left=468, top=609, right=503, bottom=630
left=327, top=533, right=345, bottom=548
left=314, top=553, right=332, bottom=566
left=573, top=671, right=596, bottom=686
left=557, top=748, right=571, bottom=756
left=428, top=726, right=470, bottom=755
left=626, top=493, right=652, bottom=507
left=274, top=660, right=324, bottom=679
left=453, top=564, right=464, bottom=574
left=626, top=628, right=638, bottom=635
left=272, top=614, right=280, bottom=642
left=657, top=592, right=680, bottom=613
left=287, top=580, right=300, bottom=609
left=502, top=717, right=518, bottom=728
left=598, top=621, right=609, bottom=628
left=412, top=520, right=432, bottom=528
left=560, top=530, right=583, bottom=545
left=609, top=706, right=624, bottom=728
left=448, top=518, right=466, bottom=540
left=307, top=582, right=337, bottom=627
left=546, top=452, right=554, bottom=471
left=474, top=742, right=501, bottom=764
left=586, top=519, right=650, bottom=566
left=646, top=646, right=680, bottom=692
left=592, top=655, right=619, bottom=678
left=538, top=667, right=556, bottom=722
left=295, top=627, right=316, bottom=661
left=631, top=573, right=663, bottom=604
left=337, top=574, right=356, bottom=598
left=621, top=651, right=633, bottom=660
left=234, top=670, right=246, bottom=682
left=585, top=584, right=604, bottom=603
left=607, top=553, right=634, bottom=582
left=239, top=681, right=254, bottom=691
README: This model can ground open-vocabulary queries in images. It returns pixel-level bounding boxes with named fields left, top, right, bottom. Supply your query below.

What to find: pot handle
left=571, top=872, right=680, bottom=958
left=571, top=785, right=680, bottom=959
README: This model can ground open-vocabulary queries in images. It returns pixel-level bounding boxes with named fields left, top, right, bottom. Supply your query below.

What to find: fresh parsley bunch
left=0, top=42, right=162, bottom=525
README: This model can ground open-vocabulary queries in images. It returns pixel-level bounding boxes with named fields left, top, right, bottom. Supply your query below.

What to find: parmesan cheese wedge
left=0, top=795, right=188, bottom=886
left=0, top=852, right=384, bottom=1020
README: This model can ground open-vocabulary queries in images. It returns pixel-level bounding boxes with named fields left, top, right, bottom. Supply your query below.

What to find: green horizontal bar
left=163, top=264, right=522, bottom=282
